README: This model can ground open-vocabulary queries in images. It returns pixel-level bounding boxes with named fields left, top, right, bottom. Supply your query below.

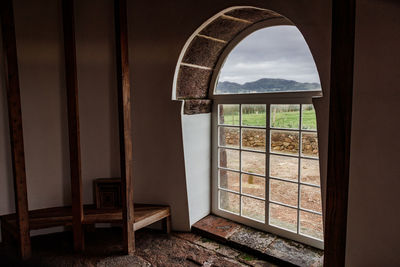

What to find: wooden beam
left=62, top=0, right=84, bottom=252
left=162, top=216, right=172, bottom=234
left=0, top=0, right=31, bottom=260
left=324, top=0, right=356, bottom=266
left=114, top=0, right=134, bottom=254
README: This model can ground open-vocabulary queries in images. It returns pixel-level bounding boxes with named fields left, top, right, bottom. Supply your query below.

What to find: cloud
left=218, top=26, right=320, bottom=84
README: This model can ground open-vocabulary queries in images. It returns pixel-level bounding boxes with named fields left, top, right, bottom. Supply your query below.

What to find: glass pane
left=300, top=211, right=323, bottom=240
left=270, top=179, right=298, bottom=207
left=270, top=104, right=300, bottom=129
left=301, top=132, right=318, bottom=158
left=219, top=170, right=239, bottom=192
left=241, top=151, right=265, bottom=175
left=242, top=128, right=266, bottom=151
left=270, top=130, right=299, bottom=155
left=219, top=148, right=239, bottom=170
left=269, top=203, right=297, bottom=232
left=242, top=174, right=265, bottom=198
left=302, top=104, right=317, bottom=130
left=215, top=78, right=321, bottom=95
left=214, top=26, right=322, bottom=95
left=219, top=104, right=239, bottom=126
left=219, top=190, right=239, bottom=214
left=269, top=154, right=298, bottom=181
left=241, top=104, right=266, bottom=127
left=300, top=185, right=322, bottom=213
left=219, top=127, right=239, bottom=148
left=242, top=196, right=265, bottom=222
left=300, top=159, right=320, bottom=186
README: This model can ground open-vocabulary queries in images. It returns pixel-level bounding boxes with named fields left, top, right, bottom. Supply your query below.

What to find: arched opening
left=173, top=6, right=324, bottom=250
left=211, top=24, right=323, bottom=249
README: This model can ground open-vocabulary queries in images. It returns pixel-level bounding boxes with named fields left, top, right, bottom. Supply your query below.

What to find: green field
left=222, top=109, right=317, bottom=129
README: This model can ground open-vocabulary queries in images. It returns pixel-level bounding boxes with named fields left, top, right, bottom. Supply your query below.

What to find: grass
left=222, top=109, right=317, bottom=129
left=200, top=237, right=213, bottom=243
left=239, top=253, right=256, bottom=261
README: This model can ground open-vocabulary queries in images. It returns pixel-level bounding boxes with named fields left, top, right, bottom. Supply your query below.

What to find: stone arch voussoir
left=174, top=7, right=290, bottom=115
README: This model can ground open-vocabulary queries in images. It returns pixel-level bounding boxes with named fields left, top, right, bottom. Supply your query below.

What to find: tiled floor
left=192, top=215, right=323, bottom=267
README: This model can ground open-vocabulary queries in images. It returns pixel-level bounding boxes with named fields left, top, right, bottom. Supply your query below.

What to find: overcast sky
left=218, top=26, right=320, bottom=84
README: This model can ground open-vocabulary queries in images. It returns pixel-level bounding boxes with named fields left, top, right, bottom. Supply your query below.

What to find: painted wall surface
left=0, top=0, right=330, bottom=236
left=2, top=0, right=400, bottom=264
left=74, top=0, right=121, bottom=204
left=0, top=21, right=15, bottom=217
left=128, top=0, right=332, bottom=232
left=182, top=113, right=211, bottom=225
left=0, top=0, right=69, bottom=215
left=15, top=0, right=71, bottom=210
left=346, top=0, right=400, bottom=265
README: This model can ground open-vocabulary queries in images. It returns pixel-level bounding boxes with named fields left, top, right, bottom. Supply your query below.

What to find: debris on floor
left=0, top=227, right=277, bottom=267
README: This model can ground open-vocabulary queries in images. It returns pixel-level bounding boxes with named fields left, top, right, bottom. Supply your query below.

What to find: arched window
left=211, top=25, right=323, bottom=248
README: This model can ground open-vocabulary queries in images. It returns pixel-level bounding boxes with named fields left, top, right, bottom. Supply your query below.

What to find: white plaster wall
left=0, top=0, right=118, bottom=212
left=0, top=0, right=69, bottom=242
left=2, top=0, right=400, bottom=264
left=0, top=21, right=15, bottom=217
left=128, top=0, right=331, bottom=231
left=181, top=112, right=211, bottom=226
left=13, top=0, right=70, bottom=211
left=74, top=0, right=121, bottom=204
left=0, top=0, right=123, bottom=240
left=0, top=0, right=331, bottom=238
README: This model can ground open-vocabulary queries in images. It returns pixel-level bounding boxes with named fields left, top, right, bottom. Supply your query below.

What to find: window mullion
left=239, top=104, right=242, bottom=217
left=297, top=104, right=303, bottom=234
left=214, top=102, right=323, bottom=248
left=265, top=103, right=270, bottom=228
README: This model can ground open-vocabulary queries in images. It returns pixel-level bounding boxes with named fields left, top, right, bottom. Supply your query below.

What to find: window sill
left=192, top=215, right=323, bottom=267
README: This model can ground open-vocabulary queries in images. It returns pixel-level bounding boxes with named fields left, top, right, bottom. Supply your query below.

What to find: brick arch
left=173, top=7, right=292, bottom=115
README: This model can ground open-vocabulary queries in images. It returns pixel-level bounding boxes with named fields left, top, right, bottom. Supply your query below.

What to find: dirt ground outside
left=219, top=150, right=323, bottom=240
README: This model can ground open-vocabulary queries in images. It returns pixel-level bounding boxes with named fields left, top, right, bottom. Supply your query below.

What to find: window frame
left=211, top=96, right=323, bottom=250
left=209, top=22, right=324, bottom=249
left=208, top=18, right=323, bottom=101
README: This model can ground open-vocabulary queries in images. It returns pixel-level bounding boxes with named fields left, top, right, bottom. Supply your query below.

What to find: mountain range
left=216, top=78, right=321, bottom=94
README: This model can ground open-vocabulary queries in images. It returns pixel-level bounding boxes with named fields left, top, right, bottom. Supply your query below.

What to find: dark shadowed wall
left=346, top=0, right=400, bottom=265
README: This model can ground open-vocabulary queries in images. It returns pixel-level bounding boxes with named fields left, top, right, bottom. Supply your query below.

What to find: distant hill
left=216, top=78, right=321, bottom=94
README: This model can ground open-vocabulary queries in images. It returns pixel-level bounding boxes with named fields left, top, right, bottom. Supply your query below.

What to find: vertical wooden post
left=324, top=0, right=356, bottom=266
left=162, top=216, right=171, bottom=234
left=62, top=0, right=84, bottom=252
left=0, top=0, right=31, bottom=260
left=114, top=0, right=135, bottom=254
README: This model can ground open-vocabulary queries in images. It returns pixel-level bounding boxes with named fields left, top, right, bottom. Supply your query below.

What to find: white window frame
left=209, top=22, right=324, bottom=250
left=211, top=97, right=322, bottom=249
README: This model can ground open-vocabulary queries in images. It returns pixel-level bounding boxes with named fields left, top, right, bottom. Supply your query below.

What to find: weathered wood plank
left=134, top=209, right=170, bottom=231
left=114, top=0, right=135, bottom=255
left=61, top=0, right=84, bottom=252
left=0, top=0, right=31, bottom=259
left=2, top=205, right=170, bottom=239
left=324, top=0, right=356, bottom=266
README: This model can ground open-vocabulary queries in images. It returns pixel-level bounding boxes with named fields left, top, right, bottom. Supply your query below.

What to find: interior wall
left=346, top=0, right=400, bottom=265
left=163, top=0, right=331, bottom=229
left=13, top=0, right=69, bottom=210
left=0, top=0, right=331, bottom=235
left=0, top=19, right=15, bottom=217
left=0, top=0, right=123, bottom=230
left=74, top=0, right=121, bottom=204
left=2, top=0, right=400, bottom=264
left=181, top=113, right=211, bottom=226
